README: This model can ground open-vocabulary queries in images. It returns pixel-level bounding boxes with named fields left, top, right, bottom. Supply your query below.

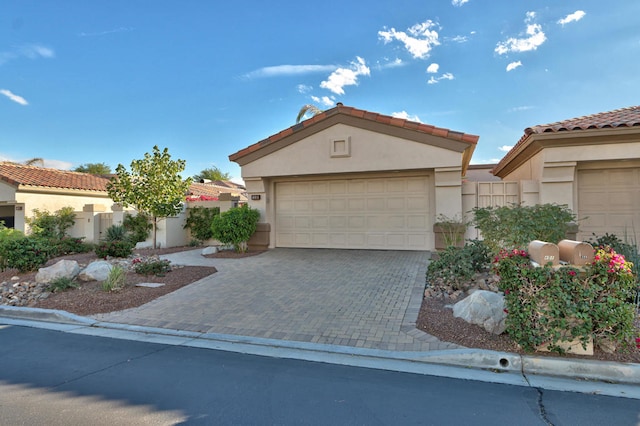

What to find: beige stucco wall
left=241, top=124, right=463, bottom=179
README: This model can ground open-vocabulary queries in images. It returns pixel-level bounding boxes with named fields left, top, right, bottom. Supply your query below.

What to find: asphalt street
left=1, top=325, right=639, bottom=425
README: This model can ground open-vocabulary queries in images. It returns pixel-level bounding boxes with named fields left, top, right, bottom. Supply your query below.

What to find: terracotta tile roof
left=494, top=105, right=640, bottom=176
left=0, top=163, right=110, bottom=191
left=229, top=103, right=479, bottom=162
left=188, top=181, right=248, bottom=200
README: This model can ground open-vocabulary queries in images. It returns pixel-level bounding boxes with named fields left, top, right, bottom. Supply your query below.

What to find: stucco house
left=492, top=105, right=640, bottom=244
left=0, top=163, right=113, bottom=236
left=229, top=103, right=478, bottom=251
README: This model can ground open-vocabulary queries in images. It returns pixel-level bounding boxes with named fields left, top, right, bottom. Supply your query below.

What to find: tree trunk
left=152, top=216, right=158, bottom=249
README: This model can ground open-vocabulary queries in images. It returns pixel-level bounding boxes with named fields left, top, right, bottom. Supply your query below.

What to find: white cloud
left=495, top=12, right=546, bottom=55
left=378, top=20, right=440, bottom=59
left=379, top=58, right=404, bottom=69
left=392, top=111, right=422, bottom=122
left=508, top=105, right=534, bottom=112
left=244, top=64, right=337, bottom=79
left=19, top=44, right=55, bottom=59
left=498, top=145, right=514, bottom=152
left=426, top=63, right=439, bottom=73
left=78, top=27, right=134, bottom=37
left=0, top=89, right=28, bottom=105
left=320, top=57, right=370, bottom=95
left=452, top=0, right=469, bottom=6
left=311, top=95, right=335, bottom=107
left=506, top=61, right=522, bottom=71
left=297, top=84, right=313, bottom=94
left=558, top=10, right=586, bottom=26
left=427, top=72, right=454, bottom=84
left=448, top=35, right=469, bottom=43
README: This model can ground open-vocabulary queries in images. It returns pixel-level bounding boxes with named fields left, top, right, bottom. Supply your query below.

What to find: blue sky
left=1, top=1, right=639, bottom=182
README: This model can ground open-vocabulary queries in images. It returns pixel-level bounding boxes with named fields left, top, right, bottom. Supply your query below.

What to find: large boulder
left=78, top=260, right=113, bottom=282
left=201, top=246, right=218, bottom=256
left=452, top=290, right=506, bottom=335
left=35, top=260, right=81, bottom=284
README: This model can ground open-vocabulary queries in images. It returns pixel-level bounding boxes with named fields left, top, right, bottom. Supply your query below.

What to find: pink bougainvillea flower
left=568, top=270, right=576, bottom=276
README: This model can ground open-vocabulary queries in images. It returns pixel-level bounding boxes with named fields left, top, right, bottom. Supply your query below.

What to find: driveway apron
left=92, top=248, right=460, bottom=351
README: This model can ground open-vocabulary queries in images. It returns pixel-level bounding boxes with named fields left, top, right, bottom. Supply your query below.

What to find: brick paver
left=93, top=248, right=461, bottom=351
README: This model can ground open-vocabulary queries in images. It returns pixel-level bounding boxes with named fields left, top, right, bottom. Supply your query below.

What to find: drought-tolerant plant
left=434, top=213, right=468, bottom=248
left=184, top=206, right=220, bottom=243
left=426, top=239, right=491, bottom=290
left=494, top=246, right=636, bottom=353
left=48, top=276, right=79, bottom=293
left=95, top=240, right=134, bottom=259
left=49, top=236, right=93, bottom=257
left=102, top=265, right=127, bottom=292
left=26, top=207, right=76, bottom=239
left=0, top=236, right=50, bottom=272
left=211, top=204, right=260, bottom=253
left=104, top=224, right=128, bottom=242
left=473, top=203, right=576, bottom=255
left=123, top=212, right=152, bottom=244
left=132, top=257, right=172, bottom=276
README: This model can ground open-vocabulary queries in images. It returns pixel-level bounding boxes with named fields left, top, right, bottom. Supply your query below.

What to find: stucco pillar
left=111, top=203, right=125, bottom=225
left=81, top=204, right=106, bottom=243
left=434, top=167, right=463, bottom=220
left=539, top=161, right=577, bottom=209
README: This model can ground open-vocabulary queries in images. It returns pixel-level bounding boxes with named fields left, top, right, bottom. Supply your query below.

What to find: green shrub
left=211, top=204, right=260, bottom=253
left=495, top=246, right=636, bottom=353
left=184, top=206, right=220, bottom=242
left=49, top=236, right=93, bottom=257
left=473, top=203, right=576, bottom=255
left=104, top=224, right=128, bottom=242
left=95, top=240, right=134, bottom=258
left=26, top=207, right=76, bottom=239
left=132, top=257, right=172, bottom=276
left=426, top=239, right=491, bottom=290
left=434, top=213, right=468, bottom=248
left=102, top=265, right=127, bottom=291
left=123, top=213, right=152, bottom=243
left=48, top=276, right=79, bottom=293
left=0, top=236, right=51, bottom=272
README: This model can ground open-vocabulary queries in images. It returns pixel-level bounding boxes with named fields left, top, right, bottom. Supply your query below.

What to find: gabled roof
left=0, top=163, right=110, bottom=192
left=493, top=106, right=640, bottom=177
left=229, top=103, right=479, bottom=173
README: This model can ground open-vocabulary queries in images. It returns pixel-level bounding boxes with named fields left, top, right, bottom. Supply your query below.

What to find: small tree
left=74, top=162, right=112, bottom=175
left=211, top=204, right=260, bottom=253
left=193, top=166, right=231, bottom=182
left=26, top=207, right=76, bottom=239
left=107, top=146, right=192, bottom=249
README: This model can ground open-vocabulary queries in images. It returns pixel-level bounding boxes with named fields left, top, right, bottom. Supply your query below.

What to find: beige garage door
left=578, top=167, right=640, bottom=243
left=275, top=176, right=431, bottom=250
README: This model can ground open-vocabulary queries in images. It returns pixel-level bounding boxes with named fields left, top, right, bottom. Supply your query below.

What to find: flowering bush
left=133, top=258, right=172, bottom=276
left=95, top=240, right=134, bottom=259
left=494, top=246, right=637, bottom=353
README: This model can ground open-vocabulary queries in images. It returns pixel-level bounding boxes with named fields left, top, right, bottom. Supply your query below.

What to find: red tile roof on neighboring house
left=494, top=105, right=640, bottom=175
left=0, top=163, right=110, bottom=191
left=188, top=181, right=248, bottom=200
left=229, top=103, right=479, bottom=162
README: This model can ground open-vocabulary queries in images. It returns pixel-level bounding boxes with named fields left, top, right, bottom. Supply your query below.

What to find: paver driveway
left=93, top=248, right=460, bottom=351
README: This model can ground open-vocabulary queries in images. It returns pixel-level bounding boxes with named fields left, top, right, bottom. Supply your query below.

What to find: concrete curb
left=1, top=306, right=639, bottom=390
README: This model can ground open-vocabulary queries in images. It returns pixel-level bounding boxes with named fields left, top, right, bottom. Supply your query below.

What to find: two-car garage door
left=275, top=176, right=431, bottom=250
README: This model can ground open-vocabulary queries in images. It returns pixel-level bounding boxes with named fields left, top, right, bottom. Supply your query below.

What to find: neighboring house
left=229, top=103, right=478, bottom=251
left=187, top=180, right=248, bottom=204
left=0, top=163, right=113, bottom=237
left=492, top=105, right=640, bottom=244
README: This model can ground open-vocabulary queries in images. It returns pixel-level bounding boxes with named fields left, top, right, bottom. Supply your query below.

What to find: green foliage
left=193, top=166, right=231, bottom=182
left=74, top=162, right=111, bottom=175
left=472, top=203, right=576, bottom=254
left=123, top=213, right=152, bottom=243
left=495, top=247, right=637, bottom=353
left=0, top=236, right=50, bottom=272
left=102, top=265, right=127, bottom=292
left=184, top=206, right=220, bottom=242
left=49, top=237, right=93, bottom=257
left=107, top=145, right=192, bottom=249
left=26, top=207, right=76, bottom=239
left=427, top=239, right=491, bottom=290
left=211, top=204, right=260, bottom=253
left=95, top=240, right=134, bottom=259
left=132, top=257, right=172, bottom=276
left=104, top=224, right=128, bottom=242
left=0, top=225, right=23, bottom=242
left=48, top=276, right=79, bottom=293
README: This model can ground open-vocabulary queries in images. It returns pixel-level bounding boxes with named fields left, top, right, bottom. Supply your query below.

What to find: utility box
left=528, top=240, right=559, bottom=266
left=558, top=240, right=594, bottom=266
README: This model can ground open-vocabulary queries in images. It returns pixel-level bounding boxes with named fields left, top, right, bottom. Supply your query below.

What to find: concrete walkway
left=93, top=248, right=461, bottom=352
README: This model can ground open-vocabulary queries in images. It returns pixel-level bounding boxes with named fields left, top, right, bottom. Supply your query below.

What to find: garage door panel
left=276, top=176, right=431, bottom=250
left=578, top=168, right=640, bottom=243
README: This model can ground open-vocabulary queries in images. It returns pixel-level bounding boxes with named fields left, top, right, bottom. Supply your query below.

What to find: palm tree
left=296, top=104, right=323, bottom=123
left=23, top=158, right=44, bottom=166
